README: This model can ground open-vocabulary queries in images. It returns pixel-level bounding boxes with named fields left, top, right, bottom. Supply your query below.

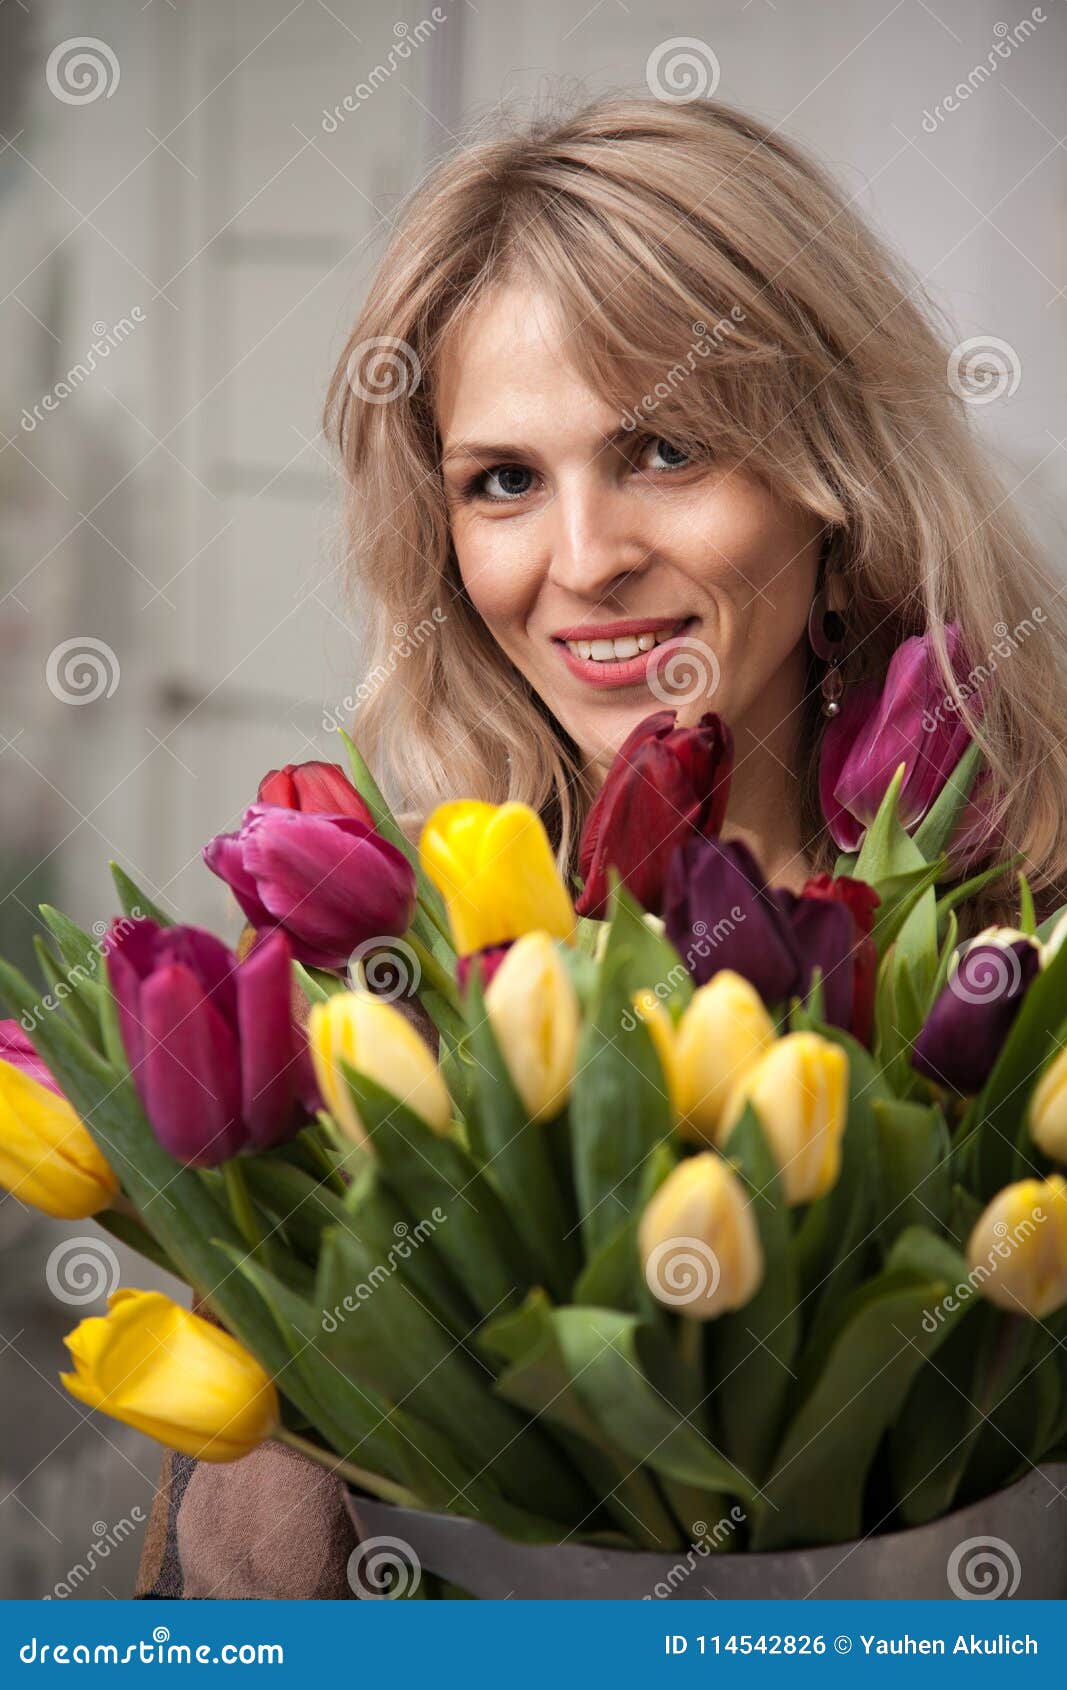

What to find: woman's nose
left=543, top=473, right=651, bottom=601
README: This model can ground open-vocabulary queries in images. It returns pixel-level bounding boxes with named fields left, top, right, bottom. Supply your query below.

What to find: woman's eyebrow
left=440, top=426, right=637, bottom=466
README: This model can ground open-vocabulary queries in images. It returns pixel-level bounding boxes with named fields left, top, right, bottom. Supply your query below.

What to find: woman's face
left=435, top=284, right=824, bottom=787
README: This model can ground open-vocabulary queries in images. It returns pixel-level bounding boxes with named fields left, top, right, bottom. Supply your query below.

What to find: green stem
left=417, top=891, right=455, bottom=951
left=222, top=1158, right=272, bottom=1266
left=406, top=930, right=462, bottom=1015
left=275, top=1427, right=420, bottom=1509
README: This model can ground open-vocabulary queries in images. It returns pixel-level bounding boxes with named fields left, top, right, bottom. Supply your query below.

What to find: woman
left=135, top=92, right=1067, bottom=1597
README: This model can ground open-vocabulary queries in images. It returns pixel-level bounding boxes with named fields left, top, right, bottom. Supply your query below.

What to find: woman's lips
left=553, top=617, right=698, bottom=690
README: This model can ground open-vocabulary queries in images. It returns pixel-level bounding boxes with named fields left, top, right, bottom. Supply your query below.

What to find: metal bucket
left=344, top=1463, right=1067, bottom=1598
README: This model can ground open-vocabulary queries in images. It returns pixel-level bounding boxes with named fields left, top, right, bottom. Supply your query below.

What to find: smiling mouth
left=554, top=616, right=696, bottom=664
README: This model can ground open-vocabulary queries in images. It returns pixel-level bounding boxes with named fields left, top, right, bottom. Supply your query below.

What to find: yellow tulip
left=966, top=1176, right=1067, bottom=1319
left=308, top=991, right=452, bottom=1147
left=718, top=1030, right=848, bottom=1204
left=638, top=1152, right=763, bottom=1320
left=419, top=801, right=577, bottom=954
left=630, top=989, right=682, bottom=1114
left=1029, top=1043, right=1067, bottom=1162
left=484, top=932, right=580, bottom=1121
left=674, top=971, right=777, bottom=1145
left=0, top=1054, right=118, bottom=1219
left=61, top=1289, right=278, bottom=1461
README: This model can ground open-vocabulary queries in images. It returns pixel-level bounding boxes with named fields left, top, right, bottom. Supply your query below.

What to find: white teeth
left=564, top=626, right=684, bottom=663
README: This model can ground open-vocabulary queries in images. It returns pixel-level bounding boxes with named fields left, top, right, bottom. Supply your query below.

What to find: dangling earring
left=808, top=583, right=847, bottom=718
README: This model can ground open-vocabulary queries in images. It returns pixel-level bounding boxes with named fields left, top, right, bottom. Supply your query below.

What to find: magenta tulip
left=104, top=918, right=318, bottom=1165
left=0, top=1021, right=62, bottom=1095
left=202, top=802, right=417, bottom=971
left=819, top=624, right=996, bottom=869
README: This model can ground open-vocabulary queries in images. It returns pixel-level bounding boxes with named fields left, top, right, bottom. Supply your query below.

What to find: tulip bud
left=719, top=1031, right=848, bottom=1204
left=61, top=1289, right=279, bottom=1460
left=673, top=972, right=776, bottom=1145
left=257, top=759, right=374, bottom=824
left=308, top=991, right=452, bottom=1146
left=0, top=1022, right=118, bottom=1219
left=638, top=1152, right=763, bottom=1319
left=419, top=801, right=576, bottom=955
left=1029, top=1044, right=1067, bottom=1162
left=484, top=933, right=580, bottom=1122
left=965, top=1176, right=1067, bottom=1319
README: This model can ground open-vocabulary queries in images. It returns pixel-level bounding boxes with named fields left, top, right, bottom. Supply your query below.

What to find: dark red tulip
left=258, top=760, right=374, bottom=826
left=203, top=802, right=416, bottom=971
left=575, top=711, right=733, bottom=920
left=456, top=944, right=511, bottom=995
left=912, top=936, right=1040, bottom=1093
left=664, top=838, right=880, bottom=1042
left=104, top=918, right=318, bottom=1165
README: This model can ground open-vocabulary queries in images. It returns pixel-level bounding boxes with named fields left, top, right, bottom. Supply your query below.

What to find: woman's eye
left=643, top=436, right=691, bottom=471
left=474, top=464, right=535, bottom=501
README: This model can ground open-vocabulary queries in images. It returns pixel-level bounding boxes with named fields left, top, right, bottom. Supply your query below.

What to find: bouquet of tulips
left=3, top=625, right=1067, bottom=1565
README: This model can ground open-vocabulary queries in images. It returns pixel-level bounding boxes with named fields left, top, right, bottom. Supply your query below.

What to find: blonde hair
left=324, top=94, right=1067, bottom=930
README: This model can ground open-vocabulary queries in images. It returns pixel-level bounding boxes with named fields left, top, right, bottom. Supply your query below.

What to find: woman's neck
left=718, top=710, right=816, bottom=895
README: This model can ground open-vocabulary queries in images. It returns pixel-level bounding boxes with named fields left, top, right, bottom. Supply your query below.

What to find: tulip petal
left=138, top=965, right=245, bottom=1164
left=236, top=930, right=304, bottom=1149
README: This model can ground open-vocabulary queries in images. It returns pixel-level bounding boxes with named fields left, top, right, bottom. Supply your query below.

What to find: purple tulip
left=819, top=624, right=996, bottom=870
left=202, top=802, right=417, bottom=971
left=911, top=937, right=1040, bottom=1093
left=663, top=837, right=858, bottom=1031
left=104, top=918, right=319, bottom=1165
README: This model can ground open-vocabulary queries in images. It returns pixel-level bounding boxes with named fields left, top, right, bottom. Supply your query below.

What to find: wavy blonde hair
left=324, top=94, right=1067, bottom=930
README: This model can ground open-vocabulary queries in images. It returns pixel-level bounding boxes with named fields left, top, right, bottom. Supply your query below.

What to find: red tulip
left=797, top=873, right=881, bottom=1045
left=258, top=760, right=374, bottom=826
left=104, top=919, right=318, bottom=1165
left=203, top=803, right=416, bottom=971
left=575, top=711, right=733, bottom=920
left=819, top=624, right=996, bottom=870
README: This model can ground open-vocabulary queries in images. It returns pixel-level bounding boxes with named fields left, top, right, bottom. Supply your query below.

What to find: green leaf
left=461, top=966, right=579, bottom=1299
left=853, top=764, right=924, bottom=885
left=31, top=933, right=103, bottom=1046
left=315, top=1222, right=592, bottom=1524
left=108, top=863, right=174, bottom=928
left=573, top=1142, right=677, bottom=1317
left=871, top=1097, right=952, bottom=1250
left=1017, top=872, right=1037, bottom=937
left=912, top=740, right=983, bottom=864
left=483, top=1300, right=756, bottom=1508
left=479, top=1290, right=684, bottom=1549
left=713, top=1105, right=798, bottom=1482
left=752, top=1227, right=970, bottom=1549
left=38, top=905, right=103, bottom=984
left=340, top=1066, right=543, bottom=1320
left=569, top=931, right=676, bottom=1258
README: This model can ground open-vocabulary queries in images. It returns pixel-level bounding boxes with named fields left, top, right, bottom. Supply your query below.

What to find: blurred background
left=0, top=0, right=1064, bottom=1598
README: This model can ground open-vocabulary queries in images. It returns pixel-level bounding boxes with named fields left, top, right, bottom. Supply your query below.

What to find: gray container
left=344, top=1463, right=1067, bottom=1598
